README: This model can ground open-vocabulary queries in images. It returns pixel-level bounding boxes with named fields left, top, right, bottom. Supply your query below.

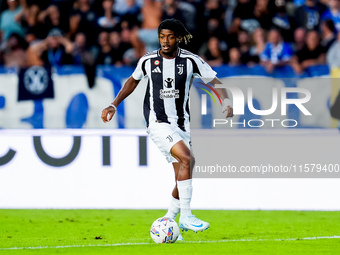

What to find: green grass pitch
left=1, top=209, right=340, bottom=254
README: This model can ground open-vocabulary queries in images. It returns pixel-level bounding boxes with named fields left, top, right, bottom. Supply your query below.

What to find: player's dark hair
left=158, top=19, right=193, bottom=45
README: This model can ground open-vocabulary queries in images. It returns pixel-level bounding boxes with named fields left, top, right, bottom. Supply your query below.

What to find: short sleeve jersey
left=260, top=42, right=293, bottom=64
left=132, top=48, right=217, bottom=131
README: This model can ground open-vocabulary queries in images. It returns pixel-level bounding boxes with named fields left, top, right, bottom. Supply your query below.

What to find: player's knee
left=180, top=154, right=191, bottom=168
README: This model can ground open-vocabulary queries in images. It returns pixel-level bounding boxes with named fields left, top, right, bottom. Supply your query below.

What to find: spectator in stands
left=15, top=2, right=41, bottom=37
left=118, top=21, right=137, bottom=66
left=253, top=0, right=274, bottom=30
left=326, top=30, right=340, bottom=67
left=72, top=31, right=98, bottom=88
left=162, top=0, right=196, bottom=32
left=122, top=48, right=139, bottom=66
left=72, top=32, right=87, bottom=65
left=96, top=31, right=118, bottom=65
left=206, top=17, right=226, bottom=41
left=229, top=0, right=273, bottom=47
left=113, top=0, right=142, bottom=16
left=109, top=30, right=130, bottom=65
left=0, top=32, right=28, bottom=67
left=186, top=0, right=206, bottom=45
left=229, top=0, right=258, bottom=34
left=97, top=0, right=121, bottom=31
left=228, top=47, right=242, bottom=66
left=260, top=28, right=293, bottom=73
left=236, top=29, right=255, bottom=64
left=162, top=0, right=197, bottom=51
left=0, top=0, right=25, bottom=42
left=203, top=0, right=225, bottom=39
left=294, top=0, right=328, bottom=30
left=69, top=0, right=98, bottom=45
left=23, top=0, right=49, bottom=10
left=322, top=0, right=340, bottom=31
left=249, top=27, right=266, bottom=64
left=130, top=0, right=161, bottom=57
left=25, top=26, right=40, bottom=44
left=320, top=19, right=336, bottom=52
left=293, top=0, right=306, bottom=7
left=27, top=28, right=74, bottom=66
left=201, top=36, right=227, bottom=67
left=38, top=5, right=69, bottom=38
left=49, top=0, right=74, bottom=18
left=272, top=0, right=295, bottom=42
left=231, top=0, right=274, bottom=32
left=291, top=30, right=326, bottom=73
left=120, top=20, right=134, bottom=47
left=292, top=27, right=306, bottom=52
left=204, top=0, right=225, bottom=22
left=119, top=0, right=141, bottom=28
left=224, top=0, right=237, bottom=29
left=72, top=32, right=98, bottom=66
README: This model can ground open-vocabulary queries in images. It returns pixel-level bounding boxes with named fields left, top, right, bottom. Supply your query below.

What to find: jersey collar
left=157, top=48, right=182, bottom=58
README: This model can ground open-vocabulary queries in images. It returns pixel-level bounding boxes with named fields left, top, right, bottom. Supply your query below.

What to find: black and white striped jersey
left=132, top=48, right=217, bottom=131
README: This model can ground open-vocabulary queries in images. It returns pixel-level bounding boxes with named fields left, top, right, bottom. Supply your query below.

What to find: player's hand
left=224, top=106, right=233, bottom=118
left=222, top=98, right=233, bottom=118
left=101, top=106, right=116, bottom=123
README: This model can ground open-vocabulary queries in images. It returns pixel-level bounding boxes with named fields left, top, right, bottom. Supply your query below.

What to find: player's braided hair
left=158, top=19, right=193, bottom=45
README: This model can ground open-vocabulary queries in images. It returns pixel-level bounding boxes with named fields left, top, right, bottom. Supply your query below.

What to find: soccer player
left=101, top=19, right=233, bottom=233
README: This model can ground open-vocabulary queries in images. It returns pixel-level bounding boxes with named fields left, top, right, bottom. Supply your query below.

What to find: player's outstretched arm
left=209, top=77, right=234, bottom=118
left=101, top=76, right=140, bottom=123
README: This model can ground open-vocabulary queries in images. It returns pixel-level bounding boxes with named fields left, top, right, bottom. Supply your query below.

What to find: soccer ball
left=150, top=217, right=180, bottom=243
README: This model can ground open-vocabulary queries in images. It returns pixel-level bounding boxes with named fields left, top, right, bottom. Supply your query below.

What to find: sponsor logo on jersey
left=152, top=67, right=162, bottom=73
left=160, top=78, right=179, bottom=99
left=164, top=78, right=173, bottom=88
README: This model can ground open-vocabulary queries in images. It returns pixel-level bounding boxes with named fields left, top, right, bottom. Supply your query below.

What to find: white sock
left=177, top=179, right=193, bottom=216
left=164, top=196, right=180, bottom=219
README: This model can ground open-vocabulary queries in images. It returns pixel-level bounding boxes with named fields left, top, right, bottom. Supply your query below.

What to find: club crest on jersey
left=177, top=64, right=184, bottom=75
left=154, top=60, right=160, bottom=65
left=164, top=78, right=173, bottom=88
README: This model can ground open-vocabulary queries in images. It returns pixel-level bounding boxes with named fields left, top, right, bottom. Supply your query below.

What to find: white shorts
left=147, top=122, right=191, bottom=163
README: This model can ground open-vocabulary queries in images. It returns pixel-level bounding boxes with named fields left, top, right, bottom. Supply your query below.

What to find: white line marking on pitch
left=1, top=235, right=340, bottom=251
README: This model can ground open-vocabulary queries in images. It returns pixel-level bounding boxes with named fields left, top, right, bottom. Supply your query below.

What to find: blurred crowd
left=1, top=0, right=340, bottom=74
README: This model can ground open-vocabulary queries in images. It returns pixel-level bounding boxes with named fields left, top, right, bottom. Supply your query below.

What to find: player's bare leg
left=172, top=162, right=180, bottom=199
left=171, top=141, right=210, bottom=233
left=171, top=141, right=192, bottom=180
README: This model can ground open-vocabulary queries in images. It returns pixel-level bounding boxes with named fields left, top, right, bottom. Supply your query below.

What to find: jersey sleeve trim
left=180, top=49, right=217, bottom=84
left=132, top=50, right=158, bottom=80
left=187, top=57, right=201, bottom=76
left=142, top=59, right=147, bottom=77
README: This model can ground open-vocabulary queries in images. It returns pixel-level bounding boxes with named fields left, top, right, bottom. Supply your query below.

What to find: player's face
left=159, top=29, right=178, bottom=57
